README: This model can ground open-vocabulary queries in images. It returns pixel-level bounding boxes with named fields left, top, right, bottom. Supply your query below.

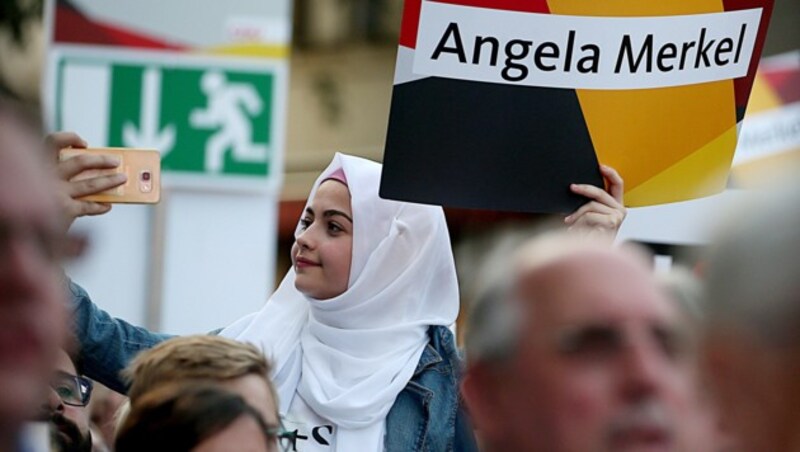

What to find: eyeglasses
left=266, top=420, right=299, bottom=452
left=51, top=371, right=93, bottom=407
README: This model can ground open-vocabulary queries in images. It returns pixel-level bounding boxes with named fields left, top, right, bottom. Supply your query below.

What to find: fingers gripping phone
left=59, top=147, right=162, bottom=204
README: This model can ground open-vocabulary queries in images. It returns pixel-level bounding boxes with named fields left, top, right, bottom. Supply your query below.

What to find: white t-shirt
left=283, top=394, right=387, bottom=451
left=284, top=394, right=337, bottom=451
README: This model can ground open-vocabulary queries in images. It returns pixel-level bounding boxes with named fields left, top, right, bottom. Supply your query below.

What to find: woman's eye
left=298, top=218, right=312, bottom=230
left=328, top=222, right=343, bottom=233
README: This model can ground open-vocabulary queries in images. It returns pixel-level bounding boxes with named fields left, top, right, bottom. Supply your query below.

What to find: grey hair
left=461, top=224, right=560, bottom=365
left=464, top=275, right=522, bottom=364
left=464, top=227, right=621, bottom=364
left=704, top=181, right=800, bottom=345
left=656, top=266, right=704, bottom=325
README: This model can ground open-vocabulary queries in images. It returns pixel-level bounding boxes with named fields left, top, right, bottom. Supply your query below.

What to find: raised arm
left=49, top=132, right=171, bottom=392
left=68, top=280, right=173, bottom=393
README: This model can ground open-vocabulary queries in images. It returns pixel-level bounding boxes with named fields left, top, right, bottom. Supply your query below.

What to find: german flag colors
left=380, top=0, right=774, bottom=212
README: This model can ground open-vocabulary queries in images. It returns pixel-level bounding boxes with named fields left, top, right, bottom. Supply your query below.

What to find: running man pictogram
left=190, top=71, right=269, bottom=173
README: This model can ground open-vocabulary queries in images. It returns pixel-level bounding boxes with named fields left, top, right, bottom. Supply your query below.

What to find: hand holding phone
left=58, top=147, right=161, bottom=204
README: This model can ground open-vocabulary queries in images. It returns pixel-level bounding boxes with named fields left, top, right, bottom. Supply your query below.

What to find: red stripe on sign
left=722, top=0, right=775, bottom=110
left=434, top=0, right=549, bottom=12
left=54, top=0, right=186, bottom=51
left=399, top=0, right=422, bottom=49
left=399, top=0, right=550, bottom=49
left=763, top=69, right=800, bottom=104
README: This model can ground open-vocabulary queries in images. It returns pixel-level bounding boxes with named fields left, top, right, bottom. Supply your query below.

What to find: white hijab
left=221, top=153, right=460, bottom=450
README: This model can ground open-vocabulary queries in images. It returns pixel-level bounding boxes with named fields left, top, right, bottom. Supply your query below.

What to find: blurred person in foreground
left=461, top=232, right=702, bottom=452
left=657, top=268, right=737, bottom=452
left=115, top=384, right=281, bottom=452
left=703, top=182, right=800, bottom=452
left=0, top=96, right=68, bottom=451
left=41, top=350, right=93, bottom=452
left=120, top=335, right=279, bottom=428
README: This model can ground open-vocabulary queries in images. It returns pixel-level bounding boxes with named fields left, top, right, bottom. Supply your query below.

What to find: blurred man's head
left=463, top=234, right=697, bottom=451
left=124, top=335, right=278, bottom=426
left=703, top=184, right=800, bottom=452
left=115, top=384, right=274, bottom=452
left=0, top=97, right=67, bottom=439
left=43, top=349, right=93, bottom=452
left=657, top=268, right=737, bottom=452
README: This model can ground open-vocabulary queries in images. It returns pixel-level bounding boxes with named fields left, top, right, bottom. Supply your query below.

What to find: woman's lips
left=295, top=257, right=320, bottom=269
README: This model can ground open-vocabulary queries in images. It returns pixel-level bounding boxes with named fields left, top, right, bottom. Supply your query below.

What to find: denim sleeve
left=67, top=280, right=173, bottom=394
left=454, top=395, right=479, bottom=452
left=448, top=335, right=479, bottom=452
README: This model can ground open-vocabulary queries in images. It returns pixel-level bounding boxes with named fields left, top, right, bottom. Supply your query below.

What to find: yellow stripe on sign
left=625, top=125, right=738, bottom=206
left=746, top=73, right=783, bottom=114
left=198, top=44, right=291, bottom=59
left=546, top=1, right=723, bottom=16
left=574, top=81, right=736, bottom=194
left=547, top=0, right=738, bottom=205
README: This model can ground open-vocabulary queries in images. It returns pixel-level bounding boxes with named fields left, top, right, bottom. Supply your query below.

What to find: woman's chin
left=295, top=280, right=323, bottom=300
left=294, top=280, right=344, bottom=301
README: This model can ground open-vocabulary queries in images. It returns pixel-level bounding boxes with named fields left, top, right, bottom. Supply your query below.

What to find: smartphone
left=59, top=147, right=162, bottom=204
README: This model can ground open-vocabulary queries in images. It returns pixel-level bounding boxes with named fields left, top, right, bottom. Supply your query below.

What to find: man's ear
left=461, top=363, right=507, bottom=441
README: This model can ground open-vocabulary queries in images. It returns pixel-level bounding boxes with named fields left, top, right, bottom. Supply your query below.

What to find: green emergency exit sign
left=55, top=55, right=277, bottom=179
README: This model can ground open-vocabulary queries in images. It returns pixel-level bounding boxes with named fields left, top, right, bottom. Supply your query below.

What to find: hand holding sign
left=565, top=164, right=626, bottom=241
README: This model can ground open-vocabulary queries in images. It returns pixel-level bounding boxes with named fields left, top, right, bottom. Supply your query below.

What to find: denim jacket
left=386, top=325, right=478, bottom=452
left=68, top=281, right=477, bottom=451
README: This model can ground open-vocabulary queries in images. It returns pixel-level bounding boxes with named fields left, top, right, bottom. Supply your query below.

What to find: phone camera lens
left=141, top=171, right=151, bottom=181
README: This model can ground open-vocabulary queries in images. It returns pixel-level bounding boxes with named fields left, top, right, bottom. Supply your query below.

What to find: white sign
left=413, top=2, right=762, bottom=90
left=734, top=102, right=800, bottom=164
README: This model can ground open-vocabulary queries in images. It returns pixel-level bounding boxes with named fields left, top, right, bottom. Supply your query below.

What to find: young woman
left=220, top=154, right=467, bottom=450
left=55, top=133, right=625, bottom=451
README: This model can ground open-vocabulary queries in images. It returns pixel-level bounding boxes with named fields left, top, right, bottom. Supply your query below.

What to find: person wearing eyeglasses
left=115, top=384, right=292, bottom=452
left=120, top=335, right=279, bottom=434
left=42, top=350, right=93, bottom=452
left=117, top=336, right=291, bottom=451
left=0, top=96, right=68, bottom=452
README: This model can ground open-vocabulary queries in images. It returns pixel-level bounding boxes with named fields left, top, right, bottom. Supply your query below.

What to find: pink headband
left=323, top=167, right=348, bottom=186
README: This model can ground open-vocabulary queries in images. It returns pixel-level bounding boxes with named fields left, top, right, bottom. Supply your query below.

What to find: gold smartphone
left=59, top=147, right=162, bottom=204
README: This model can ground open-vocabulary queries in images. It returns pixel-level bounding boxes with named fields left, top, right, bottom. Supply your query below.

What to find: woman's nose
left=296, top=228, right=315, bottom=250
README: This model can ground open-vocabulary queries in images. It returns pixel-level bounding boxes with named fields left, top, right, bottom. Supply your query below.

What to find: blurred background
left=0, top=0, right=798, bottom=337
